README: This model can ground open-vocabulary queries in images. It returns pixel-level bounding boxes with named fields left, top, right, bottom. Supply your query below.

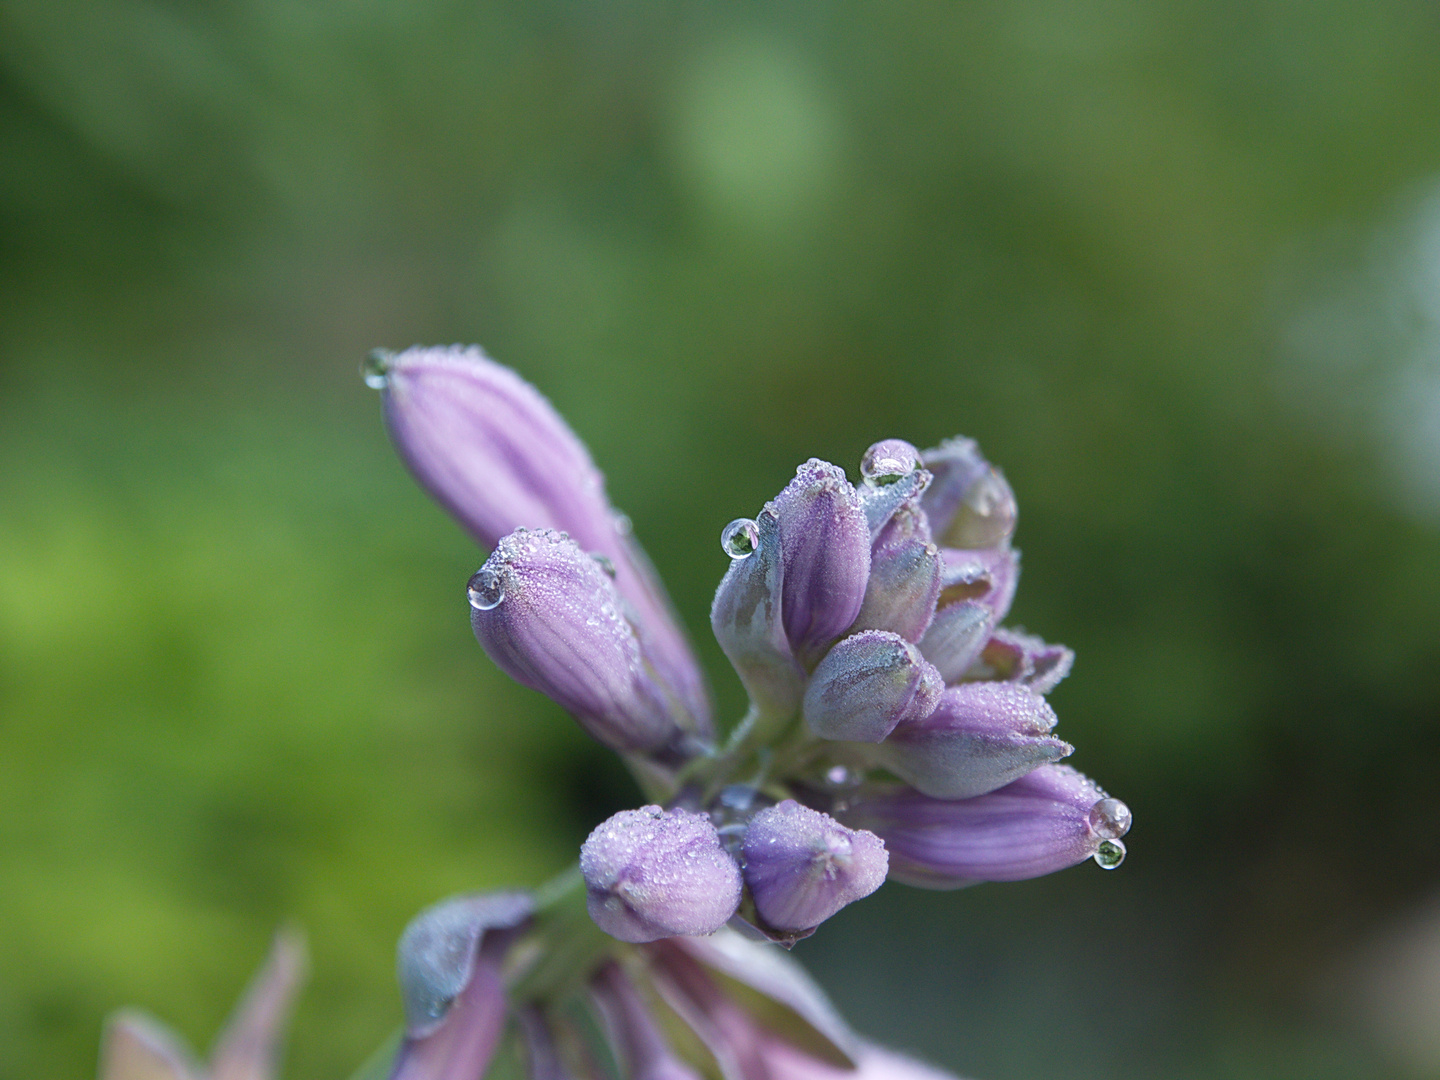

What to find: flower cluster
left=98, top=345, right=1129, bottom=1080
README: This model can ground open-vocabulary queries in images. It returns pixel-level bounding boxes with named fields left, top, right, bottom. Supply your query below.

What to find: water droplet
left=362, top=349, right=393, bottom=389
left=826, top=765, right=851, bottom=786
left=1088, top=798, right=1132, bottom=840
left=591, top=553, right=617, bottom=578
left=613, top=513, right=633, bottom=537
left=1093, top=838, right=1126, bottom=870
left=721, top=518, right=759, bottom=559
left=860, top=440, right=919, bottom=485
left=467, top=568, right=504, bottom=610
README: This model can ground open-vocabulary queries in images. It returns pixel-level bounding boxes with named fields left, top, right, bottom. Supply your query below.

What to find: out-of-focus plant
left=98, top=346, right=1130, bottom=1080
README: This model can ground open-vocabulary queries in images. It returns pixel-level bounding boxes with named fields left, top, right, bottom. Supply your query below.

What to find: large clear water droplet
left=467, top=568, right=504, bottom=610
left=860, top=440, right=919, bottom=485
left=721, top=518, right=760, bottom=559
left=1093, top=838, right=1126, bottom=869
left=1088, top=798, right=1132, bottom=839
left=362, top=349, right=393, bottom=389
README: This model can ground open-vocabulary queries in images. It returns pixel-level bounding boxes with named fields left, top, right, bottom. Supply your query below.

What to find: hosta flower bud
left=919, top=437, right=1017, bottom=550
left=935, top=547, right=1019, bottom=623
left=741, top=801, right=888, bottom=932
left=878, top=683, right=1073, bottom=799
left=711, top=507, right=806, bottom=717
left=840, top=765, right=1123, bottom=888
left=470, top=529, right=678, bottom=752
left=774, top=460, right=872, bottom=662
left=971, top=628, right=1074, bottom=694
left=916, top=601, right=993, bottom=683
left=803, top=631, right=943, bottom=743
left=849, top=502, right=942, bottom=643
left=393, top=892, right=534, bottom=1080
left=373, top=345, right=710, bottom=734
left=581, top=806, right=742, bottom=943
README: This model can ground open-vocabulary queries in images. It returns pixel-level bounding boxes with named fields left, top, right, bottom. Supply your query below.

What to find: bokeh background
left=4, top=2, right=1440, bottom=1078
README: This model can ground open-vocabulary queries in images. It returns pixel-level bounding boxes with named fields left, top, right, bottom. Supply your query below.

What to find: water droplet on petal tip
left=721, top=518, right=760, bottom=560
left=362, top=349, right=393, bottom=389
left=1088, top=798, right=1132, bottom=840
left=467, top=568, right=504, bottom=610
left=1093, top=838, right=1126, bottom=870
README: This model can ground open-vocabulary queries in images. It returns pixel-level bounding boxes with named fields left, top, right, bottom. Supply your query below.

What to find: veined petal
left=919, top=437, right=1016, bottom=551
left=803, top=631, right=942, bottom=744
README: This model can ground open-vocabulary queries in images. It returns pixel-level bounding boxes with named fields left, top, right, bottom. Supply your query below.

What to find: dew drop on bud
left=1087, top=798, right=1132, bottom=840
left=591, top=553, right=617, bottom=578
left=362, top=349, right=393, bottom=390
left=1093, top=838, right=1126, bottom=870
left=860, top=440, right=919, bottom=485
left=467, top=568, right=504, bottom=610
left=721, top=518, right=760, bottom=559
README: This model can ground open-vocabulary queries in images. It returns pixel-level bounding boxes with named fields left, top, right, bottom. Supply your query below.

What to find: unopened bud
left=849, top=502, right=942, bottom=643
left=803, top=631, right=942, bottom=743
left=919, top=437, right=1017, bottom=550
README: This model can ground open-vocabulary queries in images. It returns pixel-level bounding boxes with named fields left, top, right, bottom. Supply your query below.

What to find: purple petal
left=711, top=507, right=805, bottom=718
left=210, top=928, right=308, bottom=1080
left=741, top=801, right=888, bottom=932
left=935, top=547, right=1019, bottom=624
left=879, top=683, right=1073, bottom=799
left=774, top=460, right=872, bottom=662
left=763, top=1041, right=966, bottom=1080
left=470, top=529, right=679, bottom=752
left=581, top=806, right=743, bottom=943
left=849, top=501, right=942, bottom=643
left=802, top=631, right=942, bottom=744
left=919, top=437, right=1017, bottom=550
left=391, top=892, right=533, bottom=1080
left=377, top=345, right=710, bottom=734
left=99, top=1013, right=203, bottom=1080
left=968, top=629, right=1075, bottom=694
left=591, top=962, right=704, bottom=1080
left=915, top=602, right=993, bottom=684
left=838, top=765, right=1112, bottom=888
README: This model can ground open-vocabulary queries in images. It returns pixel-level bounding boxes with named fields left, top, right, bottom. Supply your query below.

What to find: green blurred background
left=4, top=2, right=1440, bottom=1078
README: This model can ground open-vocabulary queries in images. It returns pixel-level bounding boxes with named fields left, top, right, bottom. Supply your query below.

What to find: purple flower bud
left=857, top=467, right=931, bottom=538
left=591, top=962, right=704, bottom=1080
left=100, top=1014, right=201, bottom=1080
left=374, top=345, right=710, bottom=735
left=838, top=765, right=1118, bottom=887
left=850, top=501, right=942, bottom=643
left=774, top=460, right=872, bottom=662
left=916, top=601, right=993, bottom=683
left=470, top=529, right=678, bottom=752
left=741, top=801, right=888, bottom=932
left=803, top=631, right=943, bottom=743
left=581, top=806, right=743, bottom=943
left=935, top=547, right=1019, bottom=624
left=711, top=507, right=806, bottom=718
left=393, top=892, right=534, bottom=1080
left=919, top=437, right=1017, bottom=550
left=970, top=628, right=1075, bottom=694
left=878, top=683, right=1073, bottom=799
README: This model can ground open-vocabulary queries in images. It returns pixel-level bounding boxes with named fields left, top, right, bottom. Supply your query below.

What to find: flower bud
left=591, top=962, right=703, bottom=1080
left=840, top=765, right=1116, bottom=887
left=919, top=437, right=1017, bottom=550
left=711, top=507, right=806, bottom=718
left=470, top=529, right=678, bottom=752
left=935, top=547, right=1019, bottom=623
left=970, top=628, right=1074, bottom=693
left=849, top=502, right=942, bottom=643
left=581, top=806, right=743, bottom=943
left=803, top=631, right=943, bottom=743
left=878, top=683, right=1073, bottom=799
left=375, top=345, right=710, bottom=735
left=393, top=891, right=534, bottom=1080
left=916, top=601, right=993, bottom=683
left=741, top=801, right=888, bottom=932
left=774, top=460, right=872, bottom=663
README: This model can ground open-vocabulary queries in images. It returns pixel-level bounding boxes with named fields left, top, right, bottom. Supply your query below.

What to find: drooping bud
left=773, top=460, right=872, bottom=663
left=581, top=806, right=742, bottom=943
left=919, top=437, right=1017, bottom=550
left=969, top=628, right=1075, bottom=694
left=877, top=683, right=1073, bottom=799
left=393, top=892, right=534, bottom=1080
left=374, top=345, right=710, bottom=735
left=849, top=501, right=942, bottom=643
left=711, top=507, right=806, bottom=718
left=916, top=601, right=993, bottom=683
left=591, top=961, right=704, bottom=1080
left=741, top=801, right=888, bottom=932
left=839, top=765, right=1122, bottom=888
left=803, top=631, right=943, bottom=743
left=470, top=529, right=678, bottom=752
